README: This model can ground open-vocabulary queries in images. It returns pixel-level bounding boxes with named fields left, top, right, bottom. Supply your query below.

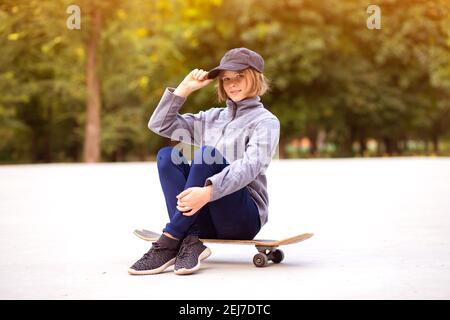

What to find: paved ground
left=0, top=157, right=449, bottom=299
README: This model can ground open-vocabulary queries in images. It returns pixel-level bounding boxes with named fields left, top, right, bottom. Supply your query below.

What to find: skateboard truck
left=253, top=245, right=284, bottom=267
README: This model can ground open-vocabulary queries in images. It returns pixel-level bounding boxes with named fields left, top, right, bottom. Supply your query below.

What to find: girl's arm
left=148, top=69, right=212, bottom=145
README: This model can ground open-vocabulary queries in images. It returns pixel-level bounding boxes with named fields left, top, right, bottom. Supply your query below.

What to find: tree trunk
left=398, top=139, right=406, bottom=154
left=359, top=137, right=367, bottom=156
left=340, top=126, right=355, bottom=157
left=432, top=135, right=439, bottom=153
left=278, top=135, right=287, bottom=159
left=399, top=138, right=407, bottom=155
left=45, top=105, right=52, bottom=162
left=376, top=138, right=383, bottom=156
left=307, top=130, right=318, bottom=156
left=383, top=137, right=392, bottom=155
left=83, top=8, right=102, bottom=163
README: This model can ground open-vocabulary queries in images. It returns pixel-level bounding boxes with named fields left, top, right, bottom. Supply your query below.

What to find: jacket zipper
left=213, top=103, right=238, bottom=148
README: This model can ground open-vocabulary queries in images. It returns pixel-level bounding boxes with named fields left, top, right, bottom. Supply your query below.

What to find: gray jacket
left=148, top=87, right=280, bottom=227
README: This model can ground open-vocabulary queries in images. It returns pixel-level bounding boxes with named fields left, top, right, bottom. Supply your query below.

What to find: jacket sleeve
left=204, top=118, right=280, bottom=202
left=148, top=87, right=203, bottom=146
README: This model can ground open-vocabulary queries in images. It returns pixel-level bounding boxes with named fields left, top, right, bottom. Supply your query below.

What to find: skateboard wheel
left=253, top=253, right=268, bottom=267
left=272, top=249, right=284, bottom=263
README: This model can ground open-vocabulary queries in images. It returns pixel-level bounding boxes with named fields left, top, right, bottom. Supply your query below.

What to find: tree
left=83, top=3, right=102, bottom=162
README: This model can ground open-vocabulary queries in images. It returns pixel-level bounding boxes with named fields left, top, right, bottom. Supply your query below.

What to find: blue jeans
left=156, top=145, right=261, bottom=240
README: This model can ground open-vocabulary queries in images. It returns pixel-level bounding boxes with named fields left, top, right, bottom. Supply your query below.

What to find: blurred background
left=0, top=0, right=449, bottom=164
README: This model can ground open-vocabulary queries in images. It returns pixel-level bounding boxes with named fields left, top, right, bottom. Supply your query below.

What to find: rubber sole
left=174, top=247, right=212, bottom=275
left=128, top=257, right=176, bottom=275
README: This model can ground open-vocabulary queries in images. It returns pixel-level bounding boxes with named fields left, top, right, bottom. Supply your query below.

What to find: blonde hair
left=216, top=68, right=270, bottom=102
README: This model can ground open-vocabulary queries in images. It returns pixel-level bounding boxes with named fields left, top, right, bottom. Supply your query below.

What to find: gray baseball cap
left=207, top=48, right=264, bottom=79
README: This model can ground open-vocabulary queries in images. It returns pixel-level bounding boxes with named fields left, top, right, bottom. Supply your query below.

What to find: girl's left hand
left=176, top=186, right=213, bottom=216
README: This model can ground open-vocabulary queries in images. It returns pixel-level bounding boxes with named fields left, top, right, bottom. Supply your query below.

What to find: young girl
left=129, top=48, right=280, bottom=275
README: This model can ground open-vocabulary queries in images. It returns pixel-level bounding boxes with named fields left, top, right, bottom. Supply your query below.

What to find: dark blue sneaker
left=128, top=234, right=180, bottom=275
left=174, top=235, right=211, bottom=275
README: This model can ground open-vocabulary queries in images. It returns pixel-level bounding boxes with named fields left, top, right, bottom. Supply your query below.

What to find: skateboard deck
left=134, top=229, right=313, bottom=267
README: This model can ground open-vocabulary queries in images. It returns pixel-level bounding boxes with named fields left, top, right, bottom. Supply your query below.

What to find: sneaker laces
left=143, top=241, right=164, bottom=259
left=177, top=244, right=193, bottom=259
left=177, top=237, right=199, bottom=259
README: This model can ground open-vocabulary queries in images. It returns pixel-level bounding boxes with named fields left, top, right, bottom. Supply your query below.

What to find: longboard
left=134, top=229, right=314, bottom=267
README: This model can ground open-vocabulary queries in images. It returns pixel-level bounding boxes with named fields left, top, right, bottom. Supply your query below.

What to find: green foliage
left=1, top=0, right=449, bottom=163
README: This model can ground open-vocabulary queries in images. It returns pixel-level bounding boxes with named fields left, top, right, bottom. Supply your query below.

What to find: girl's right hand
left=174, top=69, right=213, bottom=98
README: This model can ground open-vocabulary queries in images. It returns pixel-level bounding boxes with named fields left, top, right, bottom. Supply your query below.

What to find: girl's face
left=221, top=70, right=250, bottom=102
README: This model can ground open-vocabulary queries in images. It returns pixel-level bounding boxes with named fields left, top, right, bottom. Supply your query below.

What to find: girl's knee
left=157, top=146, right=188, bottom=170
left=156, top=146, right=174, bottom=164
